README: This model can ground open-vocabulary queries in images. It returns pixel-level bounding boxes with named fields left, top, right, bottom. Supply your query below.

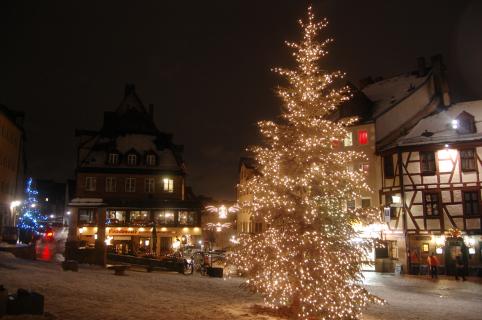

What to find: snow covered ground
left=1, top=252, right=481, bottom=320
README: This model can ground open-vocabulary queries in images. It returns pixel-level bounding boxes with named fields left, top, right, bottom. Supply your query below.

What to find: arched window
left=455, top=111, right=476, bottom=134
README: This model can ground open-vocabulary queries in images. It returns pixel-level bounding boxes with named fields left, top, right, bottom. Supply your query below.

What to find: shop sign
left=113, top=236, right=132, bottom=240
left=108, top=229, right=138, bottom=235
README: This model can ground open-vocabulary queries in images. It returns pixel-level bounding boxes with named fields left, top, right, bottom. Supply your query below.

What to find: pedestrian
left=427, top=252, right=439, bottom=279
left=455, top=254, right=466, bottom=281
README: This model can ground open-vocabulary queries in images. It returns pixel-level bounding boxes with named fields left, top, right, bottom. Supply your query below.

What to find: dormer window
left=127, top=154, right=137, bottom=166
left=108, top=153, right=119, bottom=165
left=455, top=111, right=476, bottom=135
left=146, top=154, right=156, bottom=166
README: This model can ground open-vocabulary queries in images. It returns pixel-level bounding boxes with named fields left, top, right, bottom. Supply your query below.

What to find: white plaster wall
left=446, top=204, right=463, bottom=216
left=426, top=219, right=440, bottom=230
left=411, top=205, right=423, bottom=217
left=462, top=172, right=477, bottom=183
left=422, top=175, right=437, bottom=184
left=466, top=218, right=481, bottom=230
left=406, top=162, right=420, bottom=174
left=441, top=191, right=451, bottom=203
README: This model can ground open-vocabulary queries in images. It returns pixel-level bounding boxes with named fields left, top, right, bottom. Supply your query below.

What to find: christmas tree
left=18, top=177, right=45, bottom=243
left=231, top=7, right=383, bottom=319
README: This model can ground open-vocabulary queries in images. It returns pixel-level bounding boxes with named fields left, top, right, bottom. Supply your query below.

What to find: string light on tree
left=17, top=177, right=46, bottom=243
left=229, top=7, right=384, bottom=319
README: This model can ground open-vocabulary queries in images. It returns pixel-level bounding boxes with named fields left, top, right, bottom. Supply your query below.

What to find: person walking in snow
left=427, top=252, right=439, bottom=279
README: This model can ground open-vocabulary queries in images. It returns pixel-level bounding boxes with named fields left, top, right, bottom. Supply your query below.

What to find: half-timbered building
left=380, top=100, right=482, bottom=274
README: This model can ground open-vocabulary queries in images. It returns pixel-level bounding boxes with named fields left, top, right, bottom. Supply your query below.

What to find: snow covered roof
left=395, top=100, right=482, bottom=147
left=362, top=72, right=431, bottom=118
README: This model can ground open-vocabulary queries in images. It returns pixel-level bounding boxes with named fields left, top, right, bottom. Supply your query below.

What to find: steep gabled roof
left=101, top=84, right=159, bottom=136
left=116, top=84, right=147, bottom=114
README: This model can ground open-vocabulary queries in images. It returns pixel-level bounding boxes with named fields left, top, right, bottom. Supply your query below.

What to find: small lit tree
left=230, top=7, right=383, bottom=319
left=17, top=178, right=45, bottom=243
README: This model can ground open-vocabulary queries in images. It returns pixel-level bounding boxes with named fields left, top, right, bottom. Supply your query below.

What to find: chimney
left=431, top=54, right=451, bottom=107
left=417, top=56, right=427, bottom=77
left=148, top=104, right=154, bottom=119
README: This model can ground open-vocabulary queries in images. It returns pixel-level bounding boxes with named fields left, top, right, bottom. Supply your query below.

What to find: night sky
left=1, top=0, right=482, bottom=201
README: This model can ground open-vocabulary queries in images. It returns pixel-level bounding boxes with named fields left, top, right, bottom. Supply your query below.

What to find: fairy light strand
left=229, top=7, right=384, bottom=320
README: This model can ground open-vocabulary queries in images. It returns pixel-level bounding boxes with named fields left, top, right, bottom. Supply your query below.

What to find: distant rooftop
left=362, top=71, right=431, bottom=118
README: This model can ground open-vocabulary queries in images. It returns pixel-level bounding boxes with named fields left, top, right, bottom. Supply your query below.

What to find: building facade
left=0, top=105, right=25, bottom=243
left=68, top=85, right=201, bottom=263
left=380, top=101, right=482, bottom=274
left=236, top=157, right=265, bottom=235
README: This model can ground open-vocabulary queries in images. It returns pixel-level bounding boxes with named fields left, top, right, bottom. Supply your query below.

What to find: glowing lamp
left=10, top=200, right=21, bottom=210
left=436, top=247, right=443, bottom=254
left=469, top=247, right=475, bottom=255
left=78, top=227, right=84, bottom=234
left=391, top=195, right=401, bottom=204
left=451, top=119, right=458, bottom=129
left=172, top=239, right=181, bottom=250
left=161, top=227, right=167, bottom=232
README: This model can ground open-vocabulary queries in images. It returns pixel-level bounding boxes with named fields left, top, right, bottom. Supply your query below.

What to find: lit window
left=127, top=154, right=137, bottom=166
left=145, top=178, right=155, bottom=193
left=85, top=177, right=96, bottom=191
left=125, top=178, right=136, bottom=192
left=178, top=211, right=196, bottom=225
left=105, top=177, right=116, bottom=192
left=358, top=130, right=368, bottom=145
left=146, top=154, right=156, bottom=166
left=423, top=192, right=440, bottom=216
left=359, top=163, right=369, bottom=173
left=344, top=132, right=353, bottom=146
left=108, top=153, right=119, bottom=165
left=163, top=178, right=174, bottom=193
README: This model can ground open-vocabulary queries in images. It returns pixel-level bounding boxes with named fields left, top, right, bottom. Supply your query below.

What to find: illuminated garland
left=230, top=7, right=383, bottom=319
